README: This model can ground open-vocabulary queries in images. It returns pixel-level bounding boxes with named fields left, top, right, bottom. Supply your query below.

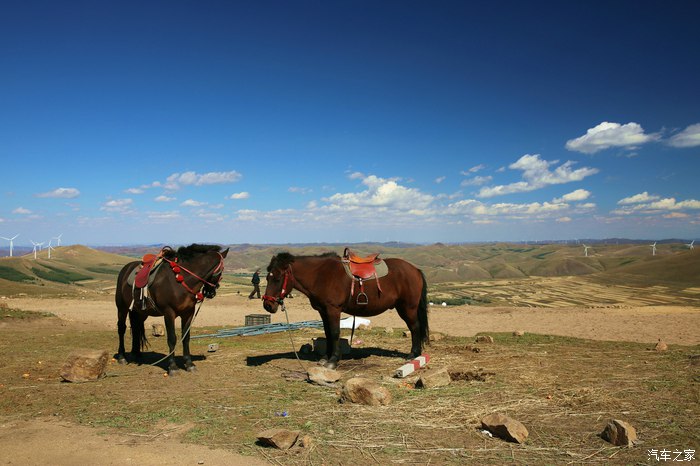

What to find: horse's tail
left=129, top=310, right=149, bottom=351
left=418, top=270, right=430, bottom=347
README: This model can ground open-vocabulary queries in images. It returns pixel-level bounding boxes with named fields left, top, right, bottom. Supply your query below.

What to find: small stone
left=402, top=330, right=411, bottom=338
left=481, top=413, right=529, bottom=444
left=152, top=323, right=165, bottom=337
left=476, top=335, right=494, bottom=344
left=429, top=332, right=445, bottom=342
left=513, top=330, right=525, bottom=337
left=341, top=377, right=392, bottom=406
left=297, top=435, right=312, bottom=449
left=601, top=419, right=637, bottom=447
left=416, top=367, right=451, bottom=389
left=307, top=366, right=341, bottom=386
left=60, top=349, right=110, bottom=383
left=654, top=339, right=668, bottom=352
left=257, top=428, right=300, bottom=450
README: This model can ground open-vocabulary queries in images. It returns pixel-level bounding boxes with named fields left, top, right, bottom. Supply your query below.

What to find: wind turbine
left=650, top=242, right=657, bottom=256
left=687, top=240, right=695, bottom=250
left=582, top=244, right=590, bottom=257
left=47, top=239, right=54, bottom=259
left=0, top=234, right=19, bottom=257
left=30, top=240, right=44, bottom=259
left=53, top=233, right=63, bottom=247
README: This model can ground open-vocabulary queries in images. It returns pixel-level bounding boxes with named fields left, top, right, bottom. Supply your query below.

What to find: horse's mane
left=174, top=243, right=222, bottom=260
left=268, top=251, right=338, bottom=271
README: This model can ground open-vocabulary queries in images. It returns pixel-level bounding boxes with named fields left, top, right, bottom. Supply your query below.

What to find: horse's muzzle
left=262, top=295, right=279, bottom=313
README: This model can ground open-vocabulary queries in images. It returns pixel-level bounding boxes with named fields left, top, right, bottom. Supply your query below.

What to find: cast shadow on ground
left=112, top=351, right=207, bottom=371
left=246, top=346, right=407, bottom=367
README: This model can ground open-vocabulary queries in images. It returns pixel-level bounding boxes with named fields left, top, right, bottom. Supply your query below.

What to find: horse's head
left=262, top=252, right=295, bottom=313
left=175, top=244, right=229, bottom=300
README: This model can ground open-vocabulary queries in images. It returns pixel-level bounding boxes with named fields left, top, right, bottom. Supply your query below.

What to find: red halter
left=262, top=266, right=293, bottom=305
left=164, top=252, right=225, bottom=302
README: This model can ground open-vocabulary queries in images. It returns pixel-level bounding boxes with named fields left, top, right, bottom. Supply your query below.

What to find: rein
left=164, top=252, right=225, bottom=302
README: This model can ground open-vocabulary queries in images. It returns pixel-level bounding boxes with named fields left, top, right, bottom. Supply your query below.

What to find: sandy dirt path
left=6, top=294, right=700, bottom=346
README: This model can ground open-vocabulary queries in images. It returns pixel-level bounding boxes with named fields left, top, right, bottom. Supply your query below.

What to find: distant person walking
left=249, top=268, right=261, bottom=299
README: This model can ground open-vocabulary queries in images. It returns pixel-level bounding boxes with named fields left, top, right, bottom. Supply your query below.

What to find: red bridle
left=164, top=252, right=225, bottom=302
left=262, top=266, right=294, bottom=305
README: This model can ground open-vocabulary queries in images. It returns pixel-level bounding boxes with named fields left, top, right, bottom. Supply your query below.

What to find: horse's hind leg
left=129, top=311, right=146, bottom=362
left=397, top=305, right=423, bottom=359
left=181, top=312, right=196, bottom=372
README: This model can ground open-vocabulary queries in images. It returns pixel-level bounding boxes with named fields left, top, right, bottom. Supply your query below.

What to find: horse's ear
left=221, top=248, right=229, bottom=258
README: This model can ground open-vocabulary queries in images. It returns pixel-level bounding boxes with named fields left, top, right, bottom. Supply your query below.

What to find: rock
left=60, top=349, right=110, bottom=383
left=299, top=343, right=313, bottom=354
left=152, top=323, right=165, bottom=337
left=402, top=330, right=411, bottom=338
left=257, top=428, right=300, bottom=450
left=476, top=335, right=494, bottom=344
left=429, top=332, right=445, bottom=342
left=513, top=330, right=525, bottom=337
left=416, top=367, right=451, bottom=388
left=654, top=339, right=668, bottom=352
left=341, top=377, right=392, bottom=406
left=481, top=413, right=529, bottom=444
left=601, top=419, right=637, bottom=447
left=297, top=434, right=312, bottom=449
left=307, top=366, right=341, bottom=386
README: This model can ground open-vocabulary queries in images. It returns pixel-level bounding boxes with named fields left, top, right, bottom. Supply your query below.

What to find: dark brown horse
left=262, top=252, right=428, bottom=369
left=115, top=244, right=228, bottom=375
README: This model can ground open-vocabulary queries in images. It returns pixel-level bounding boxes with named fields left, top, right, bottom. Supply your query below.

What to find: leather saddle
left=341, top=248, right=388, bottom=305
left=134, top=253, right=160, bottom=288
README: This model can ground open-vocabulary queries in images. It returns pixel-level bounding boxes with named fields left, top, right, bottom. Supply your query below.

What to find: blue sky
left=1, top=1, right=699, bottom=247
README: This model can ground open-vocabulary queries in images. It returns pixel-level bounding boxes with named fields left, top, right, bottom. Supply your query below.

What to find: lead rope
left=148, top=298, right=205, bottom=368
left=280, top=300, right=309, bottom=374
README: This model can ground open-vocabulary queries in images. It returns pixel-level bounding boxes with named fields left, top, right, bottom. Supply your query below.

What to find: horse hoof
left=117, top=357, right=127, bottom=365
left=186, top=365, right=197, bottom=373
left=324, top=361, right=337, bottom=370
left=318, top=358, right=328, bottom=366
left=168, top=369, right=179, bottom=377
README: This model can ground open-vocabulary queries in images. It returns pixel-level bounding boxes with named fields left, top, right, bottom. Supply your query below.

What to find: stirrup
left=356, top=292, right=368, bottom=305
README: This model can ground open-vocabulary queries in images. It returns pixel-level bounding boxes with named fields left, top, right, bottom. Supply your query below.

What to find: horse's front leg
left=181, top=311, right=196, bottom=372
left=323, top=307, right=342, bottom=369
left=164, top=315, right=179, bottom=376
left=117, top=308, right=128, bottom=364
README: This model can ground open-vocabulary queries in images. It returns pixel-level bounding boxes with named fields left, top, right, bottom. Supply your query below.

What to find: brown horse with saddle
left=115, top=244, right=228, bottom=375
left=262, top=248, right=429, bottom=369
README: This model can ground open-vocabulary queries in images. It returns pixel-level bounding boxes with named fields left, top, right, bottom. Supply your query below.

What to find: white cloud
left=556, top=217, right=572, bottom=223
left=477, top=154, right=598, bottom=198
left=617, top=192, right=660, bottom=205
left=288, top=187, right=311, bottom=194
left=147, top=211, right=181, bottom=222
left=12, top=207, right=32, bottom=215
left=667, top=123, right=700, bottom=148
left=565, top=122, right=659, bottom=154
left=155, top=195, right=175, bottom=202
left=460, top=175, right=492, bottom=187
left=434, top=176, right=446, bottom=184
left=125, top=188, right=144, bottom=194
left=348, top=171, right=364, bottom=180
left=612, top=197, right=700, bottom=215
left=229, top=192, right=250, bottom=200
left=100, top=199, right=133, bottom=213
left=163, top=170, right=242, bottom=190
left=553, top=189, right=591, bottom=203
left=324, top=174, right=434, bottom=210
left=461, top=164, right=485, bottom=175
left=181, top=199, right=206, bottom=207
left=35, top=187, right=80, bottom=199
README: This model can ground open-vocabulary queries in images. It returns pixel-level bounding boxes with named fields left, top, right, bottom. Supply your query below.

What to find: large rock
left=416, top=367, right=451, bottom=389
left=152, top=323, right=165, bottom=337
left=257, top=428, right=300, bottom=450
left=307, top=366, right=341, bottom=386
left=481, top=413, right=529, bottom=444
left=601, top=419, right=637, bottom=446
left=341, top=377, right=392, bottom=406
left=60, top=349, right=110, bottom=383
left=476, top=335, right=494, bottom=344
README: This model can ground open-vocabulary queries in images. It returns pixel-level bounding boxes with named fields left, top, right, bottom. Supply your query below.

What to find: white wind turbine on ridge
left=687, top=240, right=695, bottom=250
left=582, top=244, right=590, bottom=257
left=53, top=233, right=63, bottom=247
left=47, top=239, right=55, bottom=259
left=650, top=242, right=657, bottom=256
left=0, top=234, right=19, bottom=257
left=30, top=240, right=44, bottom=259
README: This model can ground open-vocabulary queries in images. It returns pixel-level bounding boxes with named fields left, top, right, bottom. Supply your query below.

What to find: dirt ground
left=1, top=293, right=699, bottom=465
